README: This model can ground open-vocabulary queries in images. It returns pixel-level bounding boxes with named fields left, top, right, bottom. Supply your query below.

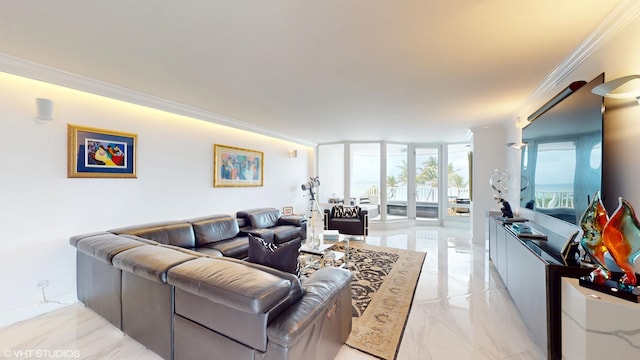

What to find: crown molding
left=524, top=0, right=640, bottom=107
left=0, top=53, right=315, bottom=147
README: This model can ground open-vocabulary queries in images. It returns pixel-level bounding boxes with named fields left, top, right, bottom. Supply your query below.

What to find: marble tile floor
left=0, top=224, right=545, bottom=360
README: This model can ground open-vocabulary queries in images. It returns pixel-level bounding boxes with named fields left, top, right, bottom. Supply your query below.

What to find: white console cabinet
left=487, top=215, right=589, bottom=359
left=487, top=216, right=548, bottom=351
left=561, top=277, right=640, bottom=359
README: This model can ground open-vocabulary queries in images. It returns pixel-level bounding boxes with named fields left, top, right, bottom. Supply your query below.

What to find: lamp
left=289, top=149, right=298, bottom=158
left=35, top=98, right=54, bottom=121
left=592, top=75, right=640, bottom=104
left=506, top=142, right=526, bottom=149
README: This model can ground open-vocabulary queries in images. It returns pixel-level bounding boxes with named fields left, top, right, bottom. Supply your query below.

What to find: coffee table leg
left=344, top=238, right=349, bottom=268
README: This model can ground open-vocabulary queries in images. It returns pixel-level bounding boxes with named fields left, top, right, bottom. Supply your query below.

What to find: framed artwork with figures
left=214, top=144, right=263, bottom=187
left=67, top=124, right=137, bottom=178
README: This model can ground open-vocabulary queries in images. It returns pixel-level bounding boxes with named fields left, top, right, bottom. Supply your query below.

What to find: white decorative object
left=490, top=168, right=509, bottom=200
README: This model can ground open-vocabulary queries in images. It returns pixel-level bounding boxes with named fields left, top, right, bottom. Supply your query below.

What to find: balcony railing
left=351, top=185, right=470, bottom=203
left=534, top=191, right=574, bottom=209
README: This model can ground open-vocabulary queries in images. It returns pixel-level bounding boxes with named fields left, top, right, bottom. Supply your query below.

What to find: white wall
left=508, top=11, right=640, bottom=222
left=470, top=124, right=506, bottom=244
left=317, top=143, right=345, bottom=203
left=506, top=13, right=640, bottom=270
left=0, top=72, right=313, bottom=325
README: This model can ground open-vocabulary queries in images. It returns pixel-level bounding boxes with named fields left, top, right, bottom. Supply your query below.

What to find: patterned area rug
left=301, top=242, right=426, bottom=360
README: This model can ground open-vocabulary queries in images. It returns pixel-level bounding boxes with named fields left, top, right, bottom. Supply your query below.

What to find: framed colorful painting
left=67, top=124, right=137, bottom=178
left=214, top=144, right=263, bottom=187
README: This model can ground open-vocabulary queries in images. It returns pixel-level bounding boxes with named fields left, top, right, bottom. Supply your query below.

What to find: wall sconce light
left=592, top=75, right=640, bottom=104
left=35, top=98, right=54, bottom=121
left=506, top=142, right=526, bottom=149
left=289, top=149, right=298, bottom=158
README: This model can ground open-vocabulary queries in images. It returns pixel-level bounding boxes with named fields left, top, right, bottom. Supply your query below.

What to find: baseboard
left=0, top=293, right=77, bottom=328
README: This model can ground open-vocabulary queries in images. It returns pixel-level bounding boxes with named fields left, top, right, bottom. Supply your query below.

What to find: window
left=447, top=144, right=471, bottom=217
left=317, top=141, right=471, bottom=224
left=350, top=143, right=380, bottom=217
left=387, top=144, right=408, bottom=219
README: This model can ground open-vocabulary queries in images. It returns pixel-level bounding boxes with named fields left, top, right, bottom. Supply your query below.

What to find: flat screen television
left=520, top=73, right=604, bottom=225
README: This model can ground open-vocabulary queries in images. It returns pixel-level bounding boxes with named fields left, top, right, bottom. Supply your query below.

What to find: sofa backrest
left=109, top=221, right=196, bottom=249
left=188, top=215, right=240, bottom=247
left=237, top=208, right=281, bottom=229
left=71, top=232, right=150, bottom=264
left=236, top=217, right=249, bottom=228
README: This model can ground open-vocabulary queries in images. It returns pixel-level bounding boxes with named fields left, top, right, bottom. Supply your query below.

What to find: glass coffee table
left=300, top=232, right=349, bottom=269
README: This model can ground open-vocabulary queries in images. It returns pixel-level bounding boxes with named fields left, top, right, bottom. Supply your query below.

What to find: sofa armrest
left=278, top=215, right=308, bottom=240
left=266, top=267, right=352, bottom=347
left=219, top=257, right=303, bottom=303
left=277, top=215, right=307, bottom=227
left=168, top=257, right=304, bottom=352
left=240, top=228, right=275, bottom=244
left=359, top=208, right=369, bottom=221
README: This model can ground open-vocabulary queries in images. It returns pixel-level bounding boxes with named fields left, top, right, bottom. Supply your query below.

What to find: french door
left=412, top=145, right=443, bottom=225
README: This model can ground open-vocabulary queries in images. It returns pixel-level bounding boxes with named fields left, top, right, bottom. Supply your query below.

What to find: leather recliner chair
left=324, top=205, right=368, bottom=239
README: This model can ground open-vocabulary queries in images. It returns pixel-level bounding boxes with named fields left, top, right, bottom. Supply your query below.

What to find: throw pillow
left=247, top=233, right=300, bottom=277
left=343, top=206, right=360, bottom=218
left=333, top=205, right=360, bottom=218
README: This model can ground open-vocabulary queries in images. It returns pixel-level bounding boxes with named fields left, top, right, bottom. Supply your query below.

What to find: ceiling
left=0, top=1, right=625, bottom=145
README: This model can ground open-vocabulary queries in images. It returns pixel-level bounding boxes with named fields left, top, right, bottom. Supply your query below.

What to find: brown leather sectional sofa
left=70, top=208, right=352, bottom=360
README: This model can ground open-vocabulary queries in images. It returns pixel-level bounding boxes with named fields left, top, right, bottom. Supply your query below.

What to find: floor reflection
left=340, top=224, right=545, bottom=360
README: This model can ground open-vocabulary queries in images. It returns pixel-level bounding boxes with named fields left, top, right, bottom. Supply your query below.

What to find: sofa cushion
left=240, top=228, right=275, bottom=244
left=74, top=233, right=148, bottom=264
left=189, top=215, right=240, bottom=247
left=110, top=221, right=196, bottom=249
left=158, top=244, right=217, bottom=258
left=167, top=257, right=295, bottom=314
left=112, top=245, right=198, bottom=284
left=277, top=215, right=306, bottom=227
left=247, top=234, right=300, bottom=276
left=236, top=208, right=267, bottom=219
left=197, top=236, right=249, bottom=259
left=271, top=226, right=301, bottom=244
left=248, top=209, right=281, bottom=228
left=70, top=231, right=113, bottom=248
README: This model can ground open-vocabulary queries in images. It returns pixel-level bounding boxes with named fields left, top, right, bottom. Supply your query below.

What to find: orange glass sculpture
left=601, top=197, right=640, bottom=291
left=579, top=192, right=611, bottom=284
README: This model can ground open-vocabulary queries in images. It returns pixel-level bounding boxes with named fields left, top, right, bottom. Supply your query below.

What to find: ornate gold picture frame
left=213, top=144, right=263, bottom=187
left=67, top=124, right=137, bottom=178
